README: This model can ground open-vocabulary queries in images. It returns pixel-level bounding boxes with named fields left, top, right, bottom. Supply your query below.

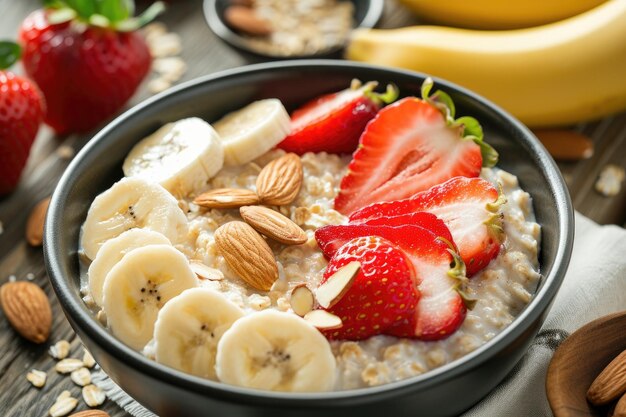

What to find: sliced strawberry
left=361, top=212, right=454, bottom=250
left=320, top=236, right=419, bottom=341
left=350, top=176, right=506, bottom=276
left=334, top=96, right=483, bottom=214
left=315, top=213, right=453, bottom=258
left=278, top=80, right=398, bottom=155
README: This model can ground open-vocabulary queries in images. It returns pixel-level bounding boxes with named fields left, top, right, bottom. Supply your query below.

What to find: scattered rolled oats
left=26, top=369, right=47, bottom=388
left=26, top=272, right=35, bottom=281
left=70, top=367, right=91, bottom=386
left=56, top=145, right=75, bottom=160
left=248, top=293, right=271, bottom=310
left=153, top=57, right=187, bottom=82
left=143, top=21, right=168, bottom=42
left=147, top=77, right=171, bottom=94
left=82, top=384, right=106, bottom=407
left=57, top=390, right=72, bottom=401
left=49, top=396, right=78, bottom=417
left=55, top=358, right=84, bottom=374
left=595, top=164, right=625, bottom=197
left=49, top=340, right=71, bottom=360
left=148, top=33, right=182, bottom=58
left=82, top=348, right=96, bottom=368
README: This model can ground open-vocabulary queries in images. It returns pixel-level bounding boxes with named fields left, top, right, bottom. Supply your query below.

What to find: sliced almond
left=193, top=188, right=259, bottom=209
left=289, top=284, right=314, bottom=317
left=49, top=339, right=71, bottom=360
left=533, top=129, right=594, bottom=161
left=256, top=153, right=303, bottom=206
left=0, top=281, right=52, bottom=343
left=82, top=348, right=96, bottom=368
left=240, top=205, right=307, bottom=245
left=314, top=261, right=360, bottom=309
left=214, top=221, right=278, bottom=291
left=190, top=261, right=224, bottom=281
left=70, top=367, right=91, bottom=387
left=303, top=310, right=343, bottom=330
left=26, top=196, right=51, bottom=246
left=82, top=384, right=106, bottom=407
left=55, top=358, right=85, bottom=374
left=26, top=369, right=47, bottom=388
left=49, top=396, right=78, bottom=417
left=588, top=349, right=626, bottom=405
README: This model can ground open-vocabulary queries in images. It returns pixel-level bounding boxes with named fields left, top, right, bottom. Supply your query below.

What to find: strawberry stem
left=0, top=41, right=21, bottom=70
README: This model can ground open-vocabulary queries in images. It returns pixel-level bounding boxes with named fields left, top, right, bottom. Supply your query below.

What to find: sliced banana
left=213, top=99, right=291, bottom=166
left=154, top=288, right=244, bottom=379
left=123, top=117, right=224, bottom=197
left=88, top=229, right=171, bottom=307
left=102, top=245, right=198, bottom=350
left=81, top=177, right=188, bottom=260
left=215, top=310, right=336, bottom=392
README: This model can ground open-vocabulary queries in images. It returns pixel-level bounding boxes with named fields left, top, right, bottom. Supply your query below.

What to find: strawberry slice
left=334, top=78, right=498, bottom=215
left=278, top=80, right=398, bottom=155
left=350, top=176, right=506, bottom=276
left=319, top=236, right=419, bottom=340
left=315, top=213, right=453, bottom=258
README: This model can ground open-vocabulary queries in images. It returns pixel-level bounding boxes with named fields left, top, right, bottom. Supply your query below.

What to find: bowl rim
left=44, top=59, right=574, bottom=407
left=202, top=0, right=385, bottom=59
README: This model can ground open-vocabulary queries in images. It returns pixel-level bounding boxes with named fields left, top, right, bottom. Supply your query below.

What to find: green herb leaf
left=0, top=41, right=21, bottom=70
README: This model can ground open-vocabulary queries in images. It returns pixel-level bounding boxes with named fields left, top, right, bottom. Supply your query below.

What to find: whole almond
left=240, top=205, right=307, bottom=245
left=26, top=196, right=51, bottom=246
left=224, top=6, right=272, bottom=36
left=214, top=221, right=278, bottom=291
left=615, top=393, right=626, bottom=417
left=194, top=188, right=259, bottom=209
left=533, top=129, right=594, bottom=161
left=256, top=153, right=303, bottom=206
left=69, top=411, right=110, bottom=417
left=587, top=349, right=626, bottom=405
left=0, top=281, right=52, bottom=343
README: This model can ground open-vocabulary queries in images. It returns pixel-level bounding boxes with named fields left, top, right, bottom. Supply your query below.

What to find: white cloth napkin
left=93, top=212, right=626, bottom=417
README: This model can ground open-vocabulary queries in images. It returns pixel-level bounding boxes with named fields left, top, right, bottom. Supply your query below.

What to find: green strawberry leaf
left=98, top=0, right=132, bottom=23
left=431, top=90, right=456, bottom=120
left=47, top=7, right=78, bottom=24
left=456, top=116, right=483, bottom=141
left=420, top=77, right=434, bottom=101
left=0, top=41, right=21, bottom=70
left=65, top=0, right=96, bottom=18
left=115, top=2, right=166, bottom=31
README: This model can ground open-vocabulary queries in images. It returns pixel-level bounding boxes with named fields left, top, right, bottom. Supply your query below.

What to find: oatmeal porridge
left=79, top=79, right=541, bottom=392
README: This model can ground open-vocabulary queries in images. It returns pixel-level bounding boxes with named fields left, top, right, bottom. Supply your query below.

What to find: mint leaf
left=0, top=41, right=21, bottom=70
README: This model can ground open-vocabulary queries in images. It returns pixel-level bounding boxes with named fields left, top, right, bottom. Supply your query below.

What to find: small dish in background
left=547, top=310, right=626, bottom=417
left=203, top=0, right=384, bottom=58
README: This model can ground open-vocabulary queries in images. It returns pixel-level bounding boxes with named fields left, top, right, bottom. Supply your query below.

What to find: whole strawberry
left=0, top=41, right=44, bottom=194
left=19, top=1, right=164, bottom=134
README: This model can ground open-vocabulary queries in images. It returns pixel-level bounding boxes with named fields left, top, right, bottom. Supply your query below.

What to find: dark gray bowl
left=44, top=60, right=574, bottom=417
left=203, top=0, right=384, bottom=58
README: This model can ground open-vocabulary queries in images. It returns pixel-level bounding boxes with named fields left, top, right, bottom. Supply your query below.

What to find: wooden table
left=0, top=1, right=624, bottom=416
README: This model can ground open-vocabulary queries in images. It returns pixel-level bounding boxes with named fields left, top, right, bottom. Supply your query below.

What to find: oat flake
left=55, top=358, right=84, bottom=374
left=26, top=369, right=47, bottom=388
left=49, top=396, right=78, bottom=417
left=70, top=367, right=91, bottom=386
left=49, top=340, right=71, bottom=360
left=82, top=348, right=96, bottom=368
left=82, top=384, right=106, bottom=407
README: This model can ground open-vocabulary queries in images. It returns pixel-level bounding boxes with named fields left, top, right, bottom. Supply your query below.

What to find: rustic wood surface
left=0, top=1, right=624, bottom=416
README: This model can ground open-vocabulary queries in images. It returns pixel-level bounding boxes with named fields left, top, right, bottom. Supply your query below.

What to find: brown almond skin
left=533, top=129, right=594, bottom=161
left=588, top=350, right=626, bottom=405
left=214, top=221, right=278, bottom=291
left=224, top=6, right=272, bottom=36
left=256, top=153, right=303, bottom=206
left=69, top=411, right=111, bottom=417
left=194, top=188, right=259, bottom=209
left=26, top=196, right=51, bottom=247
left=615, top=393, right=626, bottom=417
left=240, top=205, right=307, bottom=245
left=0, top=281, right=52, bottom=343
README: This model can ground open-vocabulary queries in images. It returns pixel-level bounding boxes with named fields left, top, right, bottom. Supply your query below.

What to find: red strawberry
left=0, top=42, right=45, bottom=194
left=334, top=79, right=498, bottom=215
left=315, top=213, right=453, bottom=258
left=320, top=236, right=419, bottom=340
left=350, top=176, right=506, bottom=276
left=19, top=2, right=163, bottom=134
left=277, top=80, right=398, bottom=155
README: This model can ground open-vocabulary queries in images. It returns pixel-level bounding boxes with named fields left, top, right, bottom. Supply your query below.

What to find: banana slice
left=81, top=177, right=188, bottom=260
left=123, top=117, right=224, bottom=197
left=88, top=229, right=171, bottom=307
left=213, top=99, right=291, bottom=166
left=102, top=245, right=198, bottom=350
left=215, top=310, right=336, bottom=392
left=154, top=288, right=244, bottom=379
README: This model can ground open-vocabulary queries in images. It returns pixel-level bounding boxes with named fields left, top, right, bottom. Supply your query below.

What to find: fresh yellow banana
left=397, top=0, right=606, bottom=29
left=347, top=0, right=626, bottom=127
